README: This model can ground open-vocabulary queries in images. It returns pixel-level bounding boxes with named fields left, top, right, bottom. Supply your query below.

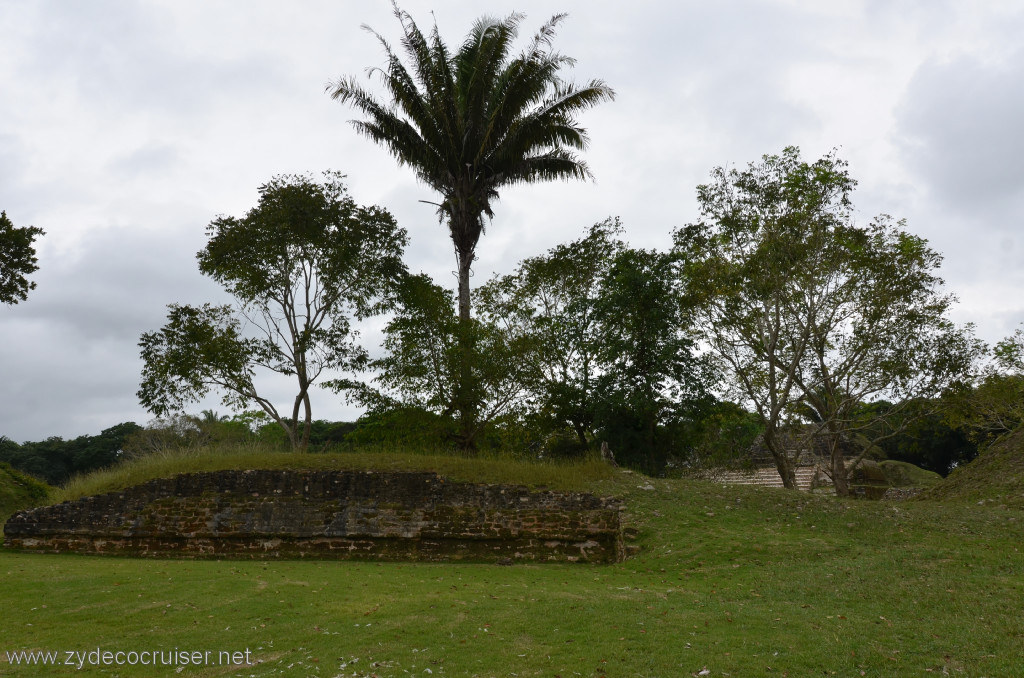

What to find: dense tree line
left=0, top=423, right=141, bottom=486
left=338, top=219, right=718, bottom=473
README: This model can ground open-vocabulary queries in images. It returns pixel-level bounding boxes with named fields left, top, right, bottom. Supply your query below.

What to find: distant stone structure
left=3, top=470, right=624, bottom=563
left=707, top=427, right=864, bottom=492
left=708, top=464, right=824, bottom=491
left=707, top=428, right=914, bottom=499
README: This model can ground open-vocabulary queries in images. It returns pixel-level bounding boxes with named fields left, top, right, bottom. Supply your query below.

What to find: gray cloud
left=896, top=49, right=1024, bottom=220
left=0, top=226, right=223, bottom=442
left=890, top=43, right=1024, bottom=336
left=18, top=1, right=295, bottom=122
left=107, top=144, right=180, bottom=179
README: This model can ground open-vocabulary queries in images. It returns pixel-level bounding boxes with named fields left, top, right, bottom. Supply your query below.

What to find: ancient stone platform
left=3, top=470, right=623, bottom=563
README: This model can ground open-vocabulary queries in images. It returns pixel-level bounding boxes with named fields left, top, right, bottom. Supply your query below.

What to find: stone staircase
left=711, top=465, right=822, bottom=491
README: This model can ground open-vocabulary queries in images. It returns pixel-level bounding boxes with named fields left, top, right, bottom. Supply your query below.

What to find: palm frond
left=331, top=6, right=611, bottom=251
left=525, top=13, right=569, bottom=54
left=455, top=14, right=522, bottom=161
left=503, top=149, right=594, bottom=186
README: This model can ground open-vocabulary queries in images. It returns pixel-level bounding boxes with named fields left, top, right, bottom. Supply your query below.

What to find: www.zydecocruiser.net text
left=5, top=648, right=253, bottom=670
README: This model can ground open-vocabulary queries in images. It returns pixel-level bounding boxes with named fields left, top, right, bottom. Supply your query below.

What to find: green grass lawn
left=3, top=466, right=1022, bottom=676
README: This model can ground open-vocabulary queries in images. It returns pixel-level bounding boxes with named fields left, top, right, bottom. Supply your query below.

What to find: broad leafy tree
left=0, top=211, right=44, bottom=305
left=675, top=149, right=848, bottom=488
left=591, top=247, right=715, bottom=473
left=677, top=147, right=978, bottom=494
left=474, top=219, right=625, bottom=446
left=476, top=222, right=714, bottom=470
left=789, top=217, right=979, bottom=494
left=138, top=173, right=407, bottom=450
left=329, top=6, right=614, bottom=447
left=342, top=272, right=536, bottom=449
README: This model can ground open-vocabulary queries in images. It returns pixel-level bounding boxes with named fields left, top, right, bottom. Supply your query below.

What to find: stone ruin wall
left=3, top=470, right=623, bottom=564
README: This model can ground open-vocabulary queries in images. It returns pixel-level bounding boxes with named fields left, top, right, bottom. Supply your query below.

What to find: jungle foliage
left=0, top=422, right=141, bottom=486
left=116, top=147, right=1016, bottom=491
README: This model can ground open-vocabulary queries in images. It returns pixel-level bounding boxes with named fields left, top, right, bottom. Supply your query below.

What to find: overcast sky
left=1, top=0, right=1022, bottom=443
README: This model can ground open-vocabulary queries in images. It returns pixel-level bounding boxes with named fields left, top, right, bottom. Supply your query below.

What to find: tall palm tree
left=329, top=5, right=614, bottom=447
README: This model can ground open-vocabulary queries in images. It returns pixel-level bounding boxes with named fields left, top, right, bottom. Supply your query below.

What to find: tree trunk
left=290, top=390, right=309, bottom=452
left=454, top=247, right=478, bottom=451
left=572, top=421, right=589, bottom=447
left=300, top=390, right=312, bottom=452
left=828, top=434, right=851, bottom=497
left=253, top=395, right=296, bottom=451
left=277, top=416, right=297, bottom=451
left=644, top=408, right=664, bottom=474
left=764, top=427, right=799, bottom=490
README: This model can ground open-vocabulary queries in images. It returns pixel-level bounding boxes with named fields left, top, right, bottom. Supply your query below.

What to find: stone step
left=712, top=466, right=822, bottom=491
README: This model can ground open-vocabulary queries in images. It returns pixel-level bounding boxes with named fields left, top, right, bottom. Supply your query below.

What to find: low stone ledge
left=3, top=470, right=624, bottom=563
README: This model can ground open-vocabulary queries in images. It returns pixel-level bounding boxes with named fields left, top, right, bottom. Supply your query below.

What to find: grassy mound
left=53, top=444, right=624, bottom=505
left=920, top=425, right=1024, bottom=508
left=878, top=460, right=942, bottom=488
left=0, top=462, right=52, bottom=524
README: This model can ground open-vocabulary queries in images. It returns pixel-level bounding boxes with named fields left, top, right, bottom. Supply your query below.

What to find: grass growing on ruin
left=52, top=444, right=623, bottom=505
left=0, top=463, right=51, bottom=525
left=3, top=474, right=1023, bottom=676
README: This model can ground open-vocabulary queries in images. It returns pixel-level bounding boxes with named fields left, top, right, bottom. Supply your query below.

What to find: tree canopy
left=339, top=271, right=538, bottom=451
left=948, top=326, right=1024, bottom=449
left=0, top=422, right=140, bottom=486
left=676, top=147, right=979, bottom=494
left=590, top=246, right=715, bottom=472
left=474, top=219, right=626, bottom=447
left=0, top=210, right=45, bottom=305
left=138, top=173, right=407, bottom=450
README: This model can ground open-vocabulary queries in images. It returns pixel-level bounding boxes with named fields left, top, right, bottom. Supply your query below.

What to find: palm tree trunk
left=455, top=248, right=478, bottom=451
left=457, top=248, right=473, bottom=324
